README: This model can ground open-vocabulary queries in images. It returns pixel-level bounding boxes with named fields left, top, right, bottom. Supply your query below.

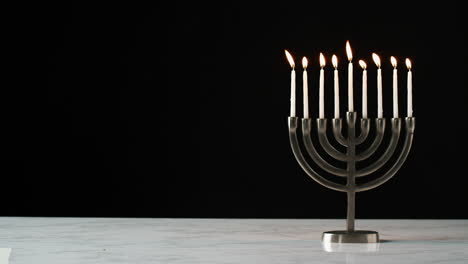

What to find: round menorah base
left=322, top=230, right=379, bottom=244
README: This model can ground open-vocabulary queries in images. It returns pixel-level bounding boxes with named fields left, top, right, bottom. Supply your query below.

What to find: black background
left=2, top=3, right=467, bottom=218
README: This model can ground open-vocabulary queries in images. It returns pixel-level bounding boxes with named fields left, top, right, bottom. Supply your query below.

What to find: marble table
left=0, top=217, right=467, bottom=263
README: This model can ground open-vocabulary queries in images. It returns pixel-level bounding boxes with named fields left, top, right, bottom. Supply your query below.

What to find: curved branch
left=288, top=117, right=347, bottom=192
left=356, top=119, right=370, bottom=145
left=357, top=117, right=415, bottom=192
left=356, top=118, right=385, bottom=161
left=332, top=119, right=347, bottom=146
left=302, top=119, right=347, bottom=177
left=317, top=119, right=348, bottom=161
left=356, top=118, right=401, bottom=177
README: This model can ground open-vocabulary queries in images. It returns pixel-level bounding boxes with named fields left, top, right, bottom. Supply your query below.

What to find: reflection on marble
left=0, top=218, right=467, bottom=263
left=322, top=241, right=380, bottom=252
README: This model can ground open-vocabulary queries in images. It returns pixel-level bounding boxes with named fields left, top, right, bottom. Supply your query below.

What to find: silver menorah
left=288, top=111, right=415, bottom=243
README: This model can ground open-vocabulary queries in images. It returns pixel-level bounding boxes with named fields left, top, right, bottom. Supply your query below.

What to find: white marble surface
left=0, top=218, right=467, bottom=263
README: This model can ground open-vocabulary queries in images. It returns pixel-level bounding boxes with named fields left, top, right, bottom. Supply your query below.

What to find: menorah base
left=322, top=230, right=379, bottom=244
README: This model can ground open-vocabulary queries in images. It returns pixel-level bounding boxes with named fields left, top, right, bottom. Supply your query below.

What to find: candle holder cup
left=288, top=112, right=415, bottom=243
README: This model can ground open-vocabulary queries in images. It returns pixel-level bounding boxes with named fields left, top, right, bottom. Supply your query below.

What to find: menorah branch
left=355, top=119, right=370, bottom=145
left=356, top=119, right=401, bottom=177
left=317, top=120, right=347, bottom=161
left=302, top=119, right=347, bottom=177
left=332, top=119, right=347, bottom=146
left=356, top=119, right=386, bottom=161
left=356, top=117, right=415, bottom=192
left=289, top=117, right=347, bottom=192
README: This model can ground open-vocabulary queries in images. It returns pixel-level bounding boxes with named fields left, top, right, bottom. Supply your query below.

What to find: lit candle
left=346, top=41, right=354, bottom=112
left=285, top=50, right=296, bottom=117
left=302, top=57, right=309, bottom=118
left=319, top=53, right=326, bottom=119
left=332, top=55, right=339, bottom=118
left=391, top=56, right=398, bottom=118
left=359, top=60, right=368, bottom=118
left=406, top=58, right=413, bottom=117
left=372, top=53, right=383, bottom=118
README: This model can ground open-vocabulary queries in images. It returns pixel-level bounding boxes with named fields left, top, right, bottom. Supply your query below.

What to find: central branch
left=346, top=112, right=357, bottom=232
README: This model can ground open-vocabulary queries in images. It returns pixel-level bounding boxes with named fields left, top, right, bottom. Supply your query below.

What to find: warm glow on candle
left=373, top=53, right=383, bottom=118
left=285, top=50, right=295, bottom=68
left=406, top=58, right=412, bottom=69
left=406, top=58, right=413, bottom=117
left=319, top=53, right=326, bottom=67
left=346, top=41, right=354, bottom=112
left=360, top=60, right=368, bottom=118
left=332, top=54, right=339, bottom=118
left=372, top=53, right=381, bottom=68
left=391, top=56, right=397, bottom=68
left=302, top=57, right=308, bottom=69
left=359, top=60, right=367, bottom=69
left=332, top=55, right=338, bottom=68
left=319, top=53, right=325, bottom=118
left=391, top=56, right=398, bottom=117
left=302, top=56, right=309, bottom=118
left=285, top=50, right=296, bottom=117
left=346, top=41, right=353, bottom=61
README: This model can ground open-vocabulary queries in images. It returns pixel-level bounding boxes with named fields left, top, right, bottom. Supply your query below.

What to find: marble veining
left=0, top=218, right=467, bottom=263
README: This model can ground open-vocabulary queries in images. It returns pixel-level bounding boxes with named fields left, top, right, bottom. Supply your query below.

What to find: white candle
left=285, top=50, right=296, bottom=117
left=346, top=41, right=354, bottom=112
left=302, top=57, right=309, bottom=118
left=391, top=56, right=398, bottom=118
left=406, top=58, right=413, bottom=117
left=372, top=53, right=383, bottom=118
left=359, top=60, right=368, bottom=118
left=319, top=53, right=326, bottom=119
left=332, top=55, right=339, bottom=118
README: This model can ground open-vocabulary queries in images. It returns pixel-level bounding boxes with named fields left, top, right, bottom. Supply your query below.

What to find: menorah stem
left=346, top=112, right=357, bottom=232
left=347, top=190, right=355, bottom=232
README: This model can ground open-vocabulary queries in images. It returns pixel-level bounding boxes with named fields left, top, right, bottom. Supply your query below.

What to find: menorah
left=285, top=44, right=415, bottom=244
left=289, top=112, right=415, bottom=243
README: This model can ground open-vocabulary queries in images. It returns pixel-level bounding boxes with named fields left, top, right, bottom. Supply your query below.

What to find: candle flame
left=346, top=41, right=353, bottom=61
left=391, top=56, right=397, bottom=68
left=319, top=53, right=325, bottom=67
left=284, top=50, right=295, bottom=68
left=405, top=58, right=412, bottom=70
left=372, top=53, right=381, bottom=68
left=332, top=55, right=338, bottom=68
left=359, top=60, right=367, bottom=69
left=302, top=57, right=308, bottom=69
